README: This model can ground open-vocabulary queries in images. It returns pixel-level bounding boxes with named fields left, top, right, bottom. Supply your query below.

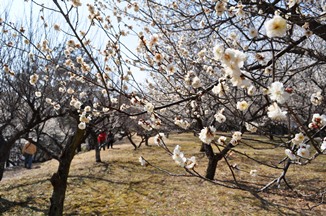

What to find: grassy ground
left=0, top=133, right=325, bottom=215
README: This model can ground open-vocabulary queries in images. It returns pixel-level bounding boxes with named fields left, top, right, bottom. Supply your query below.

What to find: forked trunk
left=205, top=143, right=235, bottom=180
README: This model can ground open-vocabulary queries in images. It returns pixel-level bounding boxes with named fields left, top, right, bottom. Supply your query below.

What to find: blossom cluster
left=172, top=145, right=197, bottom=169
left=174, top=117, right=190, bottom=129
left=308, top=114, right=326, bottom=129
left=154, top=133, right=166, bottom=146
left=199, top=126, right=216, bottom=144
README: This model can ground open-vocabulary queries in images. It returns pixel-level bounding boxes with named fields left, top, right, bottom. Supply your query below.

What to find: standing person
left=97, top=130, right=107, bottom=150
left=22, top=140, right=37, bottom=169
left=107, top=131, right=115, bottom=149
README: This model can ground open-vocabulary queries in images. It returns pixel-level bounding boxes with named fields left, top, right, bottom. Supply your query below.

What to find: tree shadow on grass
left=221, top=181, right=317, bottom=216
left=1, top=178, right=49, bottom=192
left=0, top=196, right=47, bottom=215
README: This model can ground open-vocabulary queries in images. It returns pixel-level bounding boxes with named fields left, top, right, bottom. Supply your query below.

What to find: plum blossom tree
left=106, top=0, right=326, bottom=186
left=1, top=0, right=326, bottom=214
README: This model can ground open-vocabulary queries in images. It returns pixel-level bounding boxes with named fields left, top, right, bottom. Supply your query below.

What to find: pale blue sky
left=1, top=0, right=147, bottom=84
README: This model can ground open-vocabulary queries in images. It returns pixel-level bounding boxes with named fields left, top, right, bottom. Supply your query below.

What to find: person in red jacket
left=97, top=131, right=107, bottom=150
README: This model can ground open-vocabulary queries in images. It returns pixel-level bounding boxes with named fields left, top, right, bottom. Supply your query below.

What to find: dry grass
left=0, top=133, right=325, bottom=215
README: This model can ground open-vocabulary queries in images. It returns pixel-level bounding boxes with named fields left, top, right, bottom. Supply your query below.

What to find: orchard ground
left=0, top=133, right=325, bottom=215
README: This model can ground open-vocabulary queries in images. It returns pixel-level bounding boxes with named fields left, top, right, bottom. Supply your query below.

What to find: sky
left=1, top=0, right=147, bottom=84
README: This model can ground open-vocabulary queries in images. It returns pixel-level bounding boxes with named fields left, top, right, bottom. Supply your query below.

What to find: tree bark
left=144, top=135, right=149, bottom=146
left=205, top=143, right=235, bottom=180
left=0, top=140, right=11, bottom=181
left=95, top=141, right=101, bottom=162
left=205, top=144, right=217, bottom=180
left=127, top=134, right=137, bottom=150
left=199, top=143, right=206, bottom=152
left=206, top=155, right=219, bottom=180
left=49, top=128, right=85, bottom=216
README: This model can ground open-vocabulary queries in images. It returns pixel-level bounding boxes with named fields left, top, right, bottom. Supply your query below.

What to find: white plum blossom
left=231, top=131, right=242, bottom=146
left=214, top=108, right=226, bottom=123
left=174, top=118, right=190, bottom=129
left=190, top=100, right=197, bottom=109
left=172, top=145, right=196, bottom=169
left=267, top=102, right=287, bottom=121
left=217, top=136, right=227, bottom=145
left=67, top=88, right=75, bottom=94
left=247, top=85, right=256, bottom=96
left=237, top=100, right=249, bottom=111
left=154, top=133, right=166, bottom=146
left=199, top=126, right=216, bottom=144
left=46, top=98, right=52, bottom=104
left=144, top=102, right=154, bottom=113
left=291, top=132, right=305, bottom=145
left=78, top=122, right=86, bottom=130
left=84, top=106, right=92, bottom=112
left=297, top=143, right=310, bottom=158
left=59, top=87, right=66, bottom=93
left=212, top=79, right=229, bottom=96
left=321, top=138, right=326, bottom=151
left=185, top=156, right=197, bottom=169
left=268, top=81, right=290, bottom=104
left=213, top=44, right=224, bottom=60
left=29, top=74, right=39, bottom=85
left=221, top=48, right=247, bottom=68
left=213, top=47, right=249, bottom=88
left=172, top=145, right=187, bottom=167
left=71, top=0, right=82, bottom=7
left=285, top=149, right=296, bottom=160
left=265, top=14, right=287, bottom=38
left=79, top=113, right=91, bottom=124
left=139, top=156, right=147, bottom=166
left=310, top=92, right=323, bottom=106
left=191, top=76, right=202, bottom=89
left=138, top=119, right=152, bottom=131
left=153, top=53, right=164, bottom=63
left=215, top=1, right=227, bottom=16
left=248, top=27, right=258, bottom=38
left=130, top=96, right=142, bottom=105
left=35, top=91, right=42, bottom=98
left=308, top=113, right=326, bottom=129
left=149, top=34, right=159, bottom=46
left=166, top=63, right=176, bottom=74
left=74, top=100, right=82, bottom=110
left=245, top=122, right=258, bottom=133
left=53, top=103, right=60, bottom=110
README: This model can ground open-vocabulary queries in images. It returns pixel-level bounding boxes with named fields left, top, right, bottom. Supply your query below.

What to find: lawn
left=0, top=133, right=325, bottom=215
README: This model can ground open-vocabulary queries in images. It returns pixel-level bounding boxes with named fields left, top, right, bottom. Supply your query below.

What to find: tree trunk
left=206, top=156, right=218, bottom=180
left=204, top=144, right=217, bottom=180
left=205, top=143, right=235, bottom=180
left=5, top=160, right=10, bottom=168
left=95, top=142, right=101, bottom=162
left=49, top=128, right=85, bottom=216
left=49, top=164, right=70, bottom=216
left=144, top=135, right=149, bottom=146
left=127, top=134, right=137, bottom=150
left=199, top=143, right=206, bottom=152
left=76, top=143, right=82, bottom=153
left=0, top=140, right=11, bottom=181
